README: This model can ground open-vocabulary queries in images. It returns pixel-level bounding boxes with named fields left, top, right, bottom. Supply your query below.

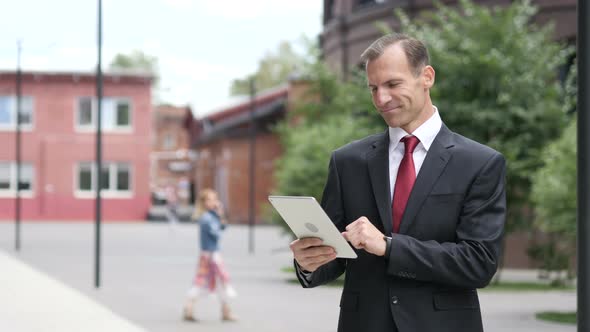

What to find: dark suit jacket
left=296, top=124, right=506, bottom=332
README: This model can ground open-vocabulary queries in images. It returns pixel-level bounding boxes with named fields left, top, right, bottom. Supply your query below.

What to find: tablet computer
left=268, top=195, right=357, bottom=259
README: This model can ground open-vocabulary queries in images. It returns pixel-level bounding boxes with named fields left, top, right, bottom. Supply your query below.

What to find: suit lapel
left=399, top=125, right=454, bottom=234
left=367, top=130, right=393, bottom=235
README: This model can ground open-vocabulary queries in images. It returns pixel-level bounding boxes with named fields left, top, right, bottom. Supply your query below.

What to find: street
left=0, top=222, right=576, bottom=332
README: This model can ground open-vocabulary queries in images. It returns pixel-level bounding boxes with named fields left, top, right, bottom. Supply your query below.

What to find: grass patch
left=482, top=281, right=575, bottom=292
left=536, top=311, right=576, bottom=324
left=281, top=266, right=295, bottom=273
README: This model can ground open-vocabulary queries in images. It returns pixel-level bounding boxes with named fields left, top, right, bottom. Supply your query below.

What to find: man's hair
left=360, top=33, right=430, bottom=76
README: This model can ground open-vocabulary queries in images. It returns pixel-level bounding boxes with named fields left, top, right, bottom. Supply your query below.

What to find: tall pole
left=95, top=0, right=103, bottom=289
left=15, top=40, right=22, bottom=251
left=578, top=0, right=589, bottom=330
left=248, top=78, right=256, bottom=254
left=338, top=16, right=348, bottom=81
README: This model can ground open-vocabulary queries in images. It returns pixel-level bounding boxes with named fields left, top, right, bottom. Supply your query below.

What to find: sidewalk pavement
left=0, top=250, right=146, bottom=332
left=0, top=222, right=577, bottom=332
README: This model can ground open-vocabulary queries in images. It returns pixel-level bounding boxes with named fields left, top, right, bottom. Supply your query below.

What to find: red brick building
left=189, top=83, right=317, bottom=224
left=0, top=70, right=152, bottom=221
left=150, top=105, right=195, bottom=206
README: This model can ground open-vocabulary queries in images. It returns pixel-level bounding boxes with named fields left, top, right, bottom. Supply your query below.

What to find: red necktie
left=392, top=135, right=420, bottom=233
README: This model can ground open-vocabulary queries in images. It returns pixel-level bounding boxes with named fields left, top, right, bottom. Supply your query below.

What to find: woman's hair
left=192, top=188, right=217, bottom=220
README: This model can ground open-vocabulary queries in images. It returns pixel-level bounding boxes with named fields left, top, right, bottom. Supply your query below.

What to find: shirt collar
left=388, top=106, right=442, bottom=152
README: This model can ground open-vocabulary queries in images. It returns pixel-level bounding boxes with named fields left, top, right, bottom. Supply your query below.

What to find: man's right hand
left=290, top=237, right=337, bottom=272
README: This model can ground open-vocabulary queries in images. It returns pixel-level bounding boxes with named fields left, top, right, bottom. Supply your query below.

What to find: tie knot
left=401, top=135, right=420, bottom=154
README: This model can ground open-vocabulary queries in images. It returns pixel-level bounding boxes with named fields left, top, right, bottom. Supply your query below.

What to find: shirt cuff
left=384, top=235, right=392, bottom=260
left=294, top=260, right=312, bottom=286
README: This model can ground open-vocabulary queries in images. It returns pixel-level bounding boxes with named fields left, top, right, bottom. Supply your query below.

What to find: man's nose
left=374, top=89, right=391, bottom=106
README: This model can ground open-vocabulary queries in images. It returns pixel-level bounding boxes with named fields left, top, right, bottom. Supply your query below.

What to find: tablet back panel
left=268, top=196, right=357, bottom=258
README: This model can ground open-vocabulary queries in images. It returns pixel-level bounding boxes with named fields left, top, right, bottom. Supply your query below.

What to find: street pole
left=95, top=0, right=103, bottom=289
left=15, top=40, right=22, bottom=252
left=248, top=78, right=256, bottom=254
left=578, top=1, right=589, bottom=331
left=338, top=16, right=348, bottom=81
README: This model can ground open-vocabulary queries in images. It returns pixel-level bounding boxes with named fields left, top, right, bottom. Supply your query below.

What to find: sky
left=0, top=0, right=323, bottom=117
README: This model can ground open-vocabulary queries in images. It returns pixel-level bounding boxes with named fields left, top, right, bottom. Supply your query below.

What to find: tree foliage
left=388, top=0, right=572, bottom=232
left=109, top=50, right=161, bottom=102
left=529, top=63, right=577, bottom=281
left=230, top=39, right=312, bottom=95
left=109, top=49, right=159, bottom=75
left=269, top=62, right=378, bottom=230
left=271, top=0, right=573, bottom=244
left=274, top=115, right=376, bottom=200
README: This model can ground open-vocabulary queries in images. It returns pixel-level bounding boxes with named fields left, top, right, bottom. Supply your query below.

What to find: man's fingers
left=350, top=240, right=366, bottom=249
left=307, top=251, right=337, bottom=264
left=293, top=244, right=337, bottom=272
left=343, top=231, right=365, bottom=249
left=345, top=216, right=370, bottom=231
left=290, top=237, right=323, bottom=251
left=298, top=246, right=335, bottom=259
left=301, top=252, right=337, bottom=270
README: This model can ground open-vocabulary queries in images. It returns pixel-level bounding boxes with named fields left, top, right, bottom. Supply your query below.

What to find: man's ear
left=422, top=65, right=435, bottom=88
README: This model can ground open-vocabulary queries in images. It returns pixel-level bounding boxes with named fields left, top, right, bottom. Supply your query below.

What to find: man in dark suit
left=290, top=33, right=506, bottom=332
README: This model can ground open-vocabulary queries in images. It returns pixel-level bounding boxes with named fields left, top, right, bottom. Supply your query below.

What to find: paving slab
left=0, top=222, right=577, bottom=332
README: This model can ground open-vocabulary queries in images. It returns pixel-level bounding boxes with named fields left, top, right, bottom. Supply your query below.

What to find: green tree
left=109, top=50, right=161, bottom=102
left=270, top=58, right=378, bottom=231
left=274, top=115, right=375, bottom=199
left=230, top=39, right=312, bottom=95
left=530, top=63, right=577, bottom=282
left=387, top=0, right=572, bottom=273
left=273, top=0, right=572, bottom=250
left=109, top=49, right=159, bottom=75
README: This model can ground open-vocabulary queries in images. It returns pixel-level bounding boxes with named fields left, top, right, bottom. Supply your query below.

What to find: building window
left=162, top=133, right=176, bottom=150
left=76, top=97, right=132, bottom=132
left=324, top=0, right=335, bottom=23
left=0, top=162, right=34, bottom=194
left=0, top=96, right=34, bottom=130
left=355, top=0, right=386, bottom=9
left=76, top=162, right=132, bottom=195
left=78, top=163, right=93, bottom=191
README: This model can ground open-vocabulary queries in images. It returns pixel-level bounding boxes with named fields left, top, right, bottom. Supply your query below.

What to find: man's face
left=366, top=43, right=434, bottom=133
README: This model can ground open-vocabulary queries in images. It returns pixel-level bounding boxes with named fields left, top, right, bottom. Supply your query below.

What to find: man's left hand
left=342, top=216, right=386, bottom=256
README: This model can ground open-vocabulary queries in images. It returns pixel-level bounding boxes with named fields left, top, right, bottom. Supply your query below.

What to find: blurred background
left=0, top=0, right=579, bottom=331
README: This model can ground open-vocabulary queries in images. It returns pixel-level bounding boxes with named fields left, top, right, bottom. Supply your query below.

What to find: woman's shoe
left=183, top=305, right=198, bottom=322
left=221, top=303, right=237, bottom=322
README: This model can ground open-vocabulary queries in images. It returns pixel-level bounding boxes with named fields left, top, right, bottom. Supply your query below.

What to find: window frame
left=162, top=132, right=177, bottom=150
left=0, top=95, right=35, bottom=132
left=74, top=162, right=133, bottom=198
left=74, top=97, right=133, bottom=133
left=0, top=161, right=35, bottom=197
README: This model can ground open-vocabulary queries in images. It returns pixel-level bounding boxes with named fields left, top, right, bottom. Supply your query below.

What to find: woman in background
left=183, top=188, right=237, bottom=322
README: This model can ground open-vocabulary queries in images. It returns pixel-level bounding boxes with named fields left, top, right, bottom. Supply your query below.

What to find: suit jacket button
left=391, top=296, right=399, bottom=305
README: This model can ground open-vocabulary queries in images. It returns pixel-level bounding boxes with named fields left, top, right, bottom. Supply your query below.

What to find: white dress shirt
left=388, top=106, right=442, bottom=200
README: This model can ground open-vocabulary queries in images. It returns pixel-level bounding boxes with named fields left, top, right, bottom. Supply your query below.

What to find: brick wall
left=0, top=72, right=152, bottom=221
left=194, top=132, right=282, bottom=224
